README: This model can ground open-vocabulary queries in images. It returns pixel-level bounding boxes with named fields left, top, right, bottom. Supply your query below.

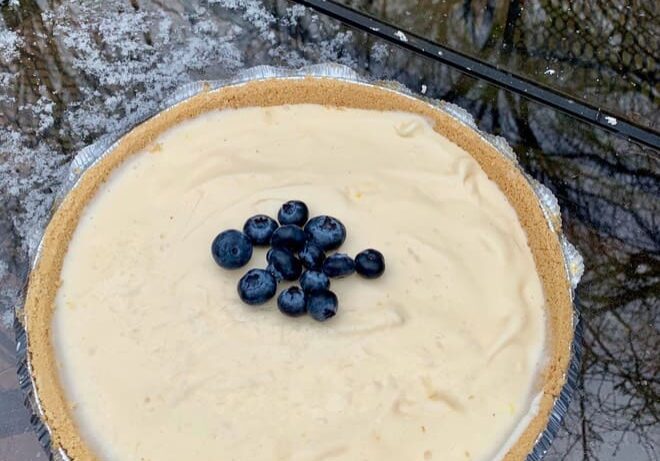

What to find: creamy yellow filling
left=54, top=105, right=546, bottom=461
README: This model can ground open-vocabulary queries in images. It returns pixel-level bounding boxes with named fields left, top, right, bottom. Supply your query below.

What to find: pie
left=24, top=78, right=574, bottom=461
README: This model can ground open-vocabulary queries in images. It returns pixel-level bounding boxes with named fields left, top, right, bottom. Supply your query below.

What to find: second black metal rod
left=291, top=0, right=660, bottom=150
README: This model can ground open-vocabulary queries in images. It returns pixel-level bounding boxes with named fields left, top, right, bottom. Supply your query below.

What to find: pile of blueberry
left=211, top=200, right=385, bottom=322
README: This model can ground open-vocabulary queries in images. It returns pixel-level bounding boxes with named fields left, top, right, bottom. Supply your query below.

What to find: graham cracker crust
left=23, top=77, right=574, bottom=461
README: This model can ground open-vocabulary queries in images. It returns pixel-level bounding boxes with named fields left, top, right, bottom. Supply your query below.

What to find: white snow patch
left=32, top=95, right=55, bottom=134
left=0, top=28, right=22, bottom=62
left=284, top=4, right=307, bottom=26
left=158, top=16, right=173, bottom=44
left=1, top=309, right=13, bottom=329
left=0, top=259, right=7, bottom=279
left=394, top=30, right=408, bottom=42
left=210, top=0, right=275, bottom=35
left=370, top=42, right=389, bottom=63
left=193, top=19, right=219, bottom=35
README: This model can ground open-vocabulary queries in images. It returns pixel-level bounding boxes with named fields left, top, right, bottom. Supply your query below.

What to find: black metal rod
left=291, top=0, right=660, bottom=151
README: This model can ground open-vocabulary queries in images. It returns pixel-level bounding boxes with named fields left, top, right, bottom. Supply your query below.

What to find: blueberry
left=271, top=225, right=307, bottom=251
left=237, top=269, right=277, bottom=305
left=298, top=242, right=326, bottom=270
left=355, top=249, right=386, bottom=278
left=300, top=270, right=330, bottom=292
left=278, top=200, right=309, bottom=226
left=211, top=230, right=253, bottom=269
left=322, top=253, right=355, bottom=278
left=266, top=263, right=283, bottom=282
left=306, top=289, right=338, bottom=322
left=243, top=215, right=278, bottom=245
left=277, top=286, right=307, bottom=317
left=304, top=216, right=346, bottom=251
left=267, top=248, right=302, bottom=281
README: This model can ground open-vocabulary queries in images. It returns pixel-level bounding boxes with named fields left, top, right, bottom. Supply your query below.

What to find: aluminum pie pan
left=14, top=63, right=584, bottom=461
